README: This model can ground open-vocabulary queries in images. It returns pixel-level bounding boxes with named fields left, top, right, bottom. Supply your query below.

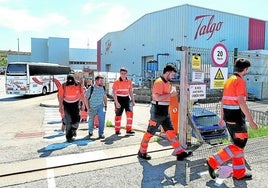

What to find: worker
left=138, top=64, right=192, bottom=160
left=207, top=58, right=258, bottom=180
left=58, top=74, right=89, bottom=142
left=112, top=67, right=136, bottom=135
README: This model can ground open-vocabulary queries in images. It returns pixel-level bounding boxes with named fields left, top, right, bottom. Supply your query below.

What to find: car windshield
left=196, top=115, right=219, bottom=126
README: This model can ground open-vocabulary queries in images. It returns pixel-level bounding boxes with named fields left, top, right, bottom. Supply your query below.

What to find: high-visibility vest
left=59, top=83, right=83, bottom=103
left=112, top=78, right=132, bottom=97
left=222, top=74, right=247, bottom=108
left=152, top=76, right=171, bottom=102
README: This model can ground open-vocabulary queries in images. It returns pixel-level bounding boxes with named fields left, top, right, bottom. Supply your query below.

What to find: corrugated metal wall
left=99, top=4, right=268, bottom=84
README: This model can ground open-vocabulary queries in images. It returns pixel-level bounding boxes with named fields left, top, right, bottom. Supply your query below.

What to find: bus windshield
left=6, top=64, right=27, bottom=74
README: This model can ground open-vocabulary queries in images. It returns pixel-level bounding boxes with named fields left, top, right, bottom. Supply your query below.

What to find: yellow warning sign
left=192, top=54, right=201, bottom=70
left=213, top=80, right=224, bottom=89
left=214, top=68, right=224, bottom=80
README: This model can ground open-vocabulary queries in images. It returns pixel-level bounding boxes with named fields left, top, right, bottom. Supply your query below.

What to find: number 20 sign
left=211, top=43, right=228, bottom=67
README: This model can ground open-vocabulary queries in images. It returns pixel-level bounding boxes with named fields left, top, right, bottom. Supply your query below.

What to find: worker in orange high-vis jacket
left=207, top=58, right=258, bottom=180
left=138, top=64, right=192, bottom=160
left=58, top=74, right=89, bottom=142
left=112, top=67, right=135, bottom=135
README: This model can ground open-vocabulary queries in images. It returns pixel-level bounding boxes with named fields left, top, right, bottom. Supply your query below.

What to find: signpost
left=210, top=43, right=228, bottom=89
left=211, top=43, right=228, bottom=67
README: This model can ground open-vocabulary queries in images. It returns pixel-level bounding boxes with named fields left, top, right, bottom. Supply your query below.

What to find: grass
left=222, top=125, right=268, bottom=144
left=248, top=125, right=268, bottom=138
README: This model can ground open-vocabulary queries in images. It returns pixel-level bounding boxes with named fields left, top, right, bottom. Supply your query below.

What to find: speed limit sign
left=211, top=43, right=228, bottom=67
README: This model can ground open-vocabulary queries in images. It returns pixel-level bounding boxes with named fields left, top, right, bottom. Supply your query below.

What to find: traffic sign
left=210, top=67, right=228, bottom=89
left=211, top=43, right=228, bottom=67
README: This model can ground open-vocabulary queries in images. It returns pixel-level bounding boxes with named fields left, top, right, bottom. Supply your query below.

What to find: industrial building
left=98, top=4, right=268, bottom=99
left=6, top=4, right=268, bottom=99
left=8, top=37, right=97, bottom=72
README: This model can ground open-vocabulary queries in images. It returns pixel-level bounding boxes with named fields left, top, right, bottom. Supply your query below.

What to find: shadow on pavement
left=37, top=138, right=93, bottom=157
left=101, top=134, right=135, bottom=145
left=138, top=158, right=188, bottom=187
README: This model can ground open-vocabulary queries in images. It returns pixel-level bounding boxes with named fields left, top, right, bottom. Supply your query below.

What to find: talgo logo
left=194, top=15, right=224, bottom=40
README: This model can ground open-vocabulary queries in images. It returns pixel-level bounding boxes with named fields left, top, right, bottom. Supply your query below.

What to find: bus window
left=6, top=64, right=27, bottom=74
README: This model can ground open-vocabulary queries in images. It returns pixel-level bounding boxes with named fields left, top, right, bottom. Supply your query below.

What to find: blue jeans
left=88, top=104, right=106, bottom=136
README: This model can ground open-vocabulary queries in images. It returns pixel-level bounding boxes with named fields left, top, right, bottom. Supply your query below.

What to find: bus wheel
left=42, top=87, right=47, bottom=95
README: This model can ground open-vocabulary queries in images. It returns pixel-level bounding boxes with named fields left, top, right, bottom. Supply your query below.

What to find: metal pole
left=17, top=38, right=20, bottom=62
left=176, top=46, right=189, bottom=148
left=156, top=53, right=169, bottom=79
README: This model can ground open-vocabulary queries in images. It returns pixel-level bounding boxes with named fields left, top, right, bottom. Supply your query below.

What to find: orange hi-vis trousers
left=207, top=144, right=246, bottom=179
left=139, top=130, right=184, bottom=155
left=139, top=132, right=153, bottom=154
left=126, top=111, right=133, bottom=132
left=165, top=130, right=185, bottom=155
left=114, top=111, right=133, bottom=132
left=114, top=116, right=121, bottom=132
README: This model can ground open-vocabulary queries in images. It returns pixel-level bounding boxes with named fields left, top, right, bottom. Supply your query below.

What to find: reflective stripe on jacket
left=152, top=76, right=171, bottom=102
left=112, top=78, right=132, bottom=96
left=58, top=84, right=83, bottom=103
left=222, top=74, right=247, bottom=106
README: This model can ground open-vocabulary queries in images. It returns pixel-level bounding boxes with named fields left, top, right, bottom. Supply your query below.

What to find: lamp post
left=155, top=53, right=169, bottom=78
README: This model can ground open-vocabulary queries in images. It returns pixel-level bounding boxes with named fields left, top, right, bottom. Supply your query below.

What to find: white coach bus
left=5, top=62, right=71, bottom=95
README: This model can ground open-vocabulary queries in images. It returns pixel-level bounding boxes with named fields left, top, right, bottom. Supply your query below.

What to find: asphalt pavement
left=1, top=98, right=268, bottom=187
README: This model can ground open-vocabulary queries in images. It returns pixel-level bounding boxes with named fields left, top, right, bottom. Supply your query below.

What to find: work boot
left=115, top=131, right=121, bottom=135
left=126, top=130, right=135, bottom=134
left=99, top=135, right=105, bottom=139
left=66, top=137, right=73, bottom=143
left=138, top=151, right=151, bottom=160
left=66, top=129, right=73, bottom=142
left=206, top=160, right=217, bottom=179
left=176, top=150, right=193, bottom=161
left=233, top=173, right=252, bottom=180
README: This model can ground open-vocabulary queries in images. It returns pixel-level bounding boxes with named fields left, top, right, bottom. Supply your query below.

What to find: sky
left=1, top=0, right=268, bottom=52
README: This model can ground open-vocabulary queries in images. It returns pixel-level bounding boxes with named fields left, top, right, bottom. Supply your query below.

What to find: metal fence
left=249, top=109, right=268, bottom=125
left=197, top=102, right=268, bottom=126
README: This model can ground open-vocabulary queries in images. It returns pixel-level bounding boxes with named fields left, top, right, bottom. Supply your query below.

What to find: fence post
left=176, top=46, right=190, bottom=148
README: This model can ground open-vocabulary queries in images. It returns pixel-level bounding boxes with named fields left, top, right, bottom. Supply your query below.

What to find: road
left=1, top=75, right=268, bottom=188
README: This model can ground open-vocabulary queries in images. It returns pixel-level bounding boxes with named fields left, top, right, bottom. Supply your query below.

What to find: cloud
left=102, top=5, right=131, bottom=30
left=0, top=6, right=68, bottom=32
left=69, top=4, right=132, bottom=49
left=82, top=2, right=108, bottom=15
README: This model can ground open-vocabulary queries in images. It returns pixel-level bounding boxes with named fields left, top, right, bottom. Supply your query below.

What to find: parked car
left=191, top=106, right=228, bottom=145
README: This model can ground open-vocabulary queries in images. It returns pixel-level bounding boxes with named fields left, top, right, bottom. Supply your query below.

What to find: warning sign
left=214, top=68, right=224, bottom=80
left=210, top=67, right=228, bottom=89
left=192, top=54, right=201, bottom=70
